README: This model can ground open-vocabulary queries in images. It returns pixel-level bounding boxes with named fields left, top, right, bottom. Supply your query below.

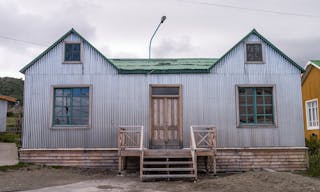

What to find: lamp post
left=148, top=16, right=167, bottom=59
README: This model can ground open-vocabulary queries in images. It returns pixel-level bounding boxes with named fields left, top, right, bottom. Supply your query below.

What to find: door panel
left=150, top=86, right=182, bottom=149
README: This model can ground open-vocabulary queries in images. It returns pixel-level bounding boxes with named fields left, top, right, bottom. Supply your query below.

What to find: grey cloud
left=153, top=36, right=197, bottom=58
left=0, top=1, right=96, bottom=50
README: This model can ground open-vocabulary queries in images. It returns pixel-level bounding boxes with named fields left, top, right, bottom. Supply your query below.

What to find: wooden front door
left=150, top=85, right=182, bottom=149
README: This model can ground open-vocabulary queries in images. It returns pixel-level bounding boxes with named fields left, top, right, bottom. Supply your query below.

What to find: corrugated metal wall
left=0, top=100, right=7, bottom=132
left=22, top=33, right=305, bottom=148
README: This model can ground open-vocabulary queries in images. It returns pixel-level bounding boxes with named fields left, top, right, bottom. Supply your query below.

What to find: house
left=0, top=95, right=16, bottom=132
left=19, top=28, right=307, bottom=180
left=302, top=60, right=320, bottom=139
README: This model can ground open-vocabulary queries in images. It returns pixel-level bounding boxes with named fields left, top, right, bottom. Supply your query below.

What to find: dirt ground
left=1, top=165, right=320, bottom=192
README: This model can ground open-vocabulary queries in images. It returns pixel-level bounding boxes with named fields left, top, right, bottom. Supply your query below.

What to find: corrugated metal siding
left=0, top=100, right=7, bottom=132
left=22, top=33, right=305, bottom=148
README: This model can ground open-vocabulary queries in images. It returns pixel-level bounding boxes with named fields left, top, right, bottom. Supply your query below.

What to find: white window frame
left=244, top=42, right=265, bottom=64
left=306, top=98, right=319, bottom=130
left=49, top=84, right=93, bottom=129
left=62, top=41, right=83, bottom=64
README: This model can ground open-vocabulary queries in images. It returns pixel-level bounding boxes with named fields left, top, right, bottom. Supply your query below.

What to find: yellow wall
left=302, top=65, right=320, bottom=139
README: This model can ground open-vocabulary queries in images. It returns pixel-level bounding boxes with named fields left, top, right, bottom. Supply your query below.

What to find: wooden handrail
left=118, top=125, right=144, bottom=176
left=190, top=125, right=217, bottom=177
left=118, top=125, right=144, bottom=149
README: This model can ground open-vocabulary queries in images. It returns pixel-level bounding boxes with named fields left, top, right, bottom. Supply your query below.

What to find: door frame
left=149, top=84, right=183, bottom=148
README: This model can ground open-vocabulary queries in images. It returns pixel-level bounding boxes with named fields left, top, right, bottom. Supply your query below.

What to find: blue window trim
left=238, top=87, right=274, bottom=126
left=52, top=87, right=89, bottom=127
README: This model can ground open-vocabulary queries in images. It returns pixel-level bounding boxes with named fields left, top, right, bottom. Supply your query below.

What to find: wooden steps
left=141, top=153, right=196, bottom=181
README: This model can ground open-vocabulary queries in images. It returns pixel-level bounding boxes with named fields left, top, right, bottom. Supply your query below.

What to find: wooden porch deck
left=118, top=125, right=217, bottom=181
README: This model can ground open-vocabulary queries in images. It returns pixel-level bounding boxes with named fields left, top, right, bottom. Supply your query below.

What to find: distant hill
left=0, top=77, right=24, bottom=103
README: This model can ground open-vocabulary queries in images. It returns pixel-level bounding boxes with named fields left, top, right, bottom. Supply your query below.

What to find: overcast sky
left=0, top=0, right=320, bottom=78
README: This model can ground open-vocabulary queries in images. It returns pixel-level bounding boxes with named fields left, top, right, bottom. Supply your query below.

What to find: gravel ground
left=1, top=165, right=320, bottom=192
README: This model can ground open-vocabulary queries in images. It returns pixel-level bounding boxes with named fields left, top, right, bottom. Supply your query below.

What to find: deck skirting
left=19, top=147, right=308, bottom=172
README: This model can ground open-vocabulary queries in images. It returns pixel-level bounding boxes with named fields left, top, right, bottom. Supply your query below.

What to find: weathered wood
left=142, top=174, right=196, bottom=179
left=19, top=147, right=308, bottom=172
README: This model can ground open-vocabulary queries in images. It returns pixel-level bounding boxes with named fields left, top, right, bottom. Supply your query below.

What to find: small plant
left=0, top=162, right=31, bottom=172
left=0, top=133, right=21, bottom=147
left=306, top=136, right=320, bottom=176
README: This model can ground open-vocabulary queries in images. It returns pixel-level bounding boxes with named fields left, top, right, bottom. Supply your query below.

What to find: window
left=63, top=42, right=82, bottom=63
left=306, top=99, right=319, bottom=130
left=237, top=87, right=274, bottom=126
left=52, top=87, right=90, bottom=127
left=152, top=87, right=180, bottom=95
left=245, top=42, right=264, bottom=63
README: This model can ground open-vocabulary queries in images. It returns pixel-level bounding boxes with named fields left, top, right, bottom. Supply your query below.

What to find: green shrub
left=0, top=162, right=31, bottom=172
left=306, top=136, right=320, bottom=176
left=6, top=111, right=14, bottom=117
left=0, top=133, right=21, bottom=147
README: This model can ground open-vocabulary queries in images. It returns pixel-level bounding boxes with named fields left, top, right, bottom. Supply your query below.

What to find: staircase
left=140, top=149, right=196, bottom=181
left=118, top=125, right=217, bottom=181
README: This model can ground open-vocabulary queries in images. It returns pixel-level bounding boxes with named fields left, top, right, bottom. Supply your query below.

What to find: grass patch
left=0, top=162, right=31, bottom=172
left=306, top=137, right=320, bottom=176
left=6, top=116, right=16, bottom=128
left=50, top=165, right=64, bottom=169
left=0, top=133, right=21, bottom=147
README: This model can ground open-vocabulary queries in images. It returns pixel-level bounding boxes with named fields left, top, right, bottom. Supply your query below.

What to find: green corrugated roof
left=110, top=58, right=218, bottom=74
left=311, top=60, right=320, bottom=67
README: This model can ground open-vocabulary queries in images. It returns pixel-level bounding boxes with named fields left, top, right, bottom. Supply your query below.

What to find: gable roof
left=111, top=58, right=218, bottom=74
left=209, top=29, right=305, bottom=73
left=20, top=28, right=118, bottom=74
left=0, top=95, right=17, bottom=102
left=20, top=28, right=304, bottom=74
left=301, top=60, right=320, bottom=84
left=310, top=60, right=320, bottom=69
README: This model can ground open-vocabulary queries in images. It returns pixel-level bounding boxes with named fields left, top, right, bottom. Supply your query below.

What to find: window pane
left=257, top=116, right=264, bottom=124
left=265, top=106, right=273, bottom=114
left=55, top=89, right=63, bottom=96
left=73, top=97, right=81, bottom=106
left=81, top=88, right=89, bottom=96
left=247, top=106, right=254, bottom=115
left=239, top=96, right=246, bottom=104
left=240, top=115, right=247, bottom=123
left=246, top=43, right=263, bottom=62
left=54, top=117, right=68, bottom=125
left=247, top=96, right=253, bottom=105
left=256, top=96, right=263, bottom=105
left=256, top=88, right=263, bottom=95
left=247, top=115, right=254, bottom=123
left=63, top=89, right=71, bottom=96
left=257, top=106, right=264, bottom=114
left=263, top=88, right=272, bottom=95
left=239, top=88, right=246, bottom=95
left=246, top=88, right=253, bottom=95
left=265, top=96, right=272, bottom=104
left=81, top=97, right=89, bottom=106
left=265, top=115, right=273, bottom=124
left=239, top=106, right=246, bottom=115
left=152, top=87, right=179, bottom=95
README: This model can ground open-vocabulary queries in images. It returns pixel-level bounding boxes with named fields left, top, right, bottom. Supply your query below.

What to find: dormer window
left=63, top=42, right=82, bottom=63
left=244, top=42, right=264, bottom=63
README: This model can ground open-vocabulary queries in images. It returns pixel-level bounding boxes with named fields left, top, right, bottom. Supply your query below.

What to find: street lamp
left=148, top=16, right=167, bottom=59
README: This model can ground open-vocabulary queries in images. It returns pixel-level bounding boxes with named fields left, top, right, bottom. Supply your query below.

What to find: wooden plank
left=143, top=161, right=193, bottom=165
left=142, top=174, right=195, bottom=179
left=143, top=168, right=194, bottom=171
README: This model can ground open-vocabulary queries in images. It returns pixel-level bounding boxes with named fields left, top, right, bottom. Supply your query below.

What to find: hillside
left=0, top=77, right=24, bottom=103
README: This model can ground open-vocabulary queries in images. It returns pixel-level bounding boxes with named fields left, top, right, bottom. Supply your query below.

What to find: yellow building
left=302, top=60, right=320, bottom=139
